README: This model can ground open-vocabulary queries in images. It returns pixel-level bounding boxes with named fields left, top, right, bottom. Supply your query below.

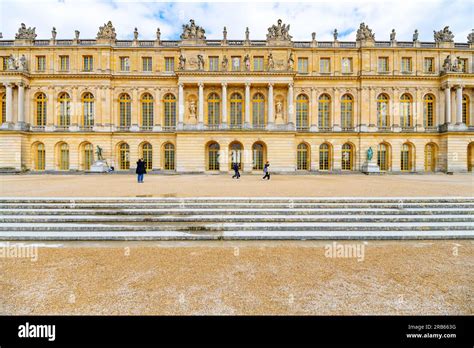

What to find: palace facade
left=0, top=20, right=473, bottom=173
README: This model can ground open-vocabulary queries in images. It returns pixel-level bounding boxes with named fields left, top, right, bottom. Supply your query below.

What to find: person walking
left=232, top=162, right=241, bottom=179
left=136, top=158, right=146, bottom=183
left=262, top=161, right=270, bottom=180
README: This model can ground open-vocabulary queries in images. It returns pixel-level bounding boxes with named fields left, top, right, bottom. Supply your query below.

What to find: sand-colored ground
left=0, top=240, right=472, bottom=315
left=0, top=173, right=473, bottom=197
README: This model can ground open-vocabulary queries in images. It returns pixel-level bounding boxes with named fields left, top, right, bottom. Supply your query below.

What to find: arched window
left=252, top=142, right=265, bottom=170
left=424, top=143, right=437, bottom=172
left=34, top=143, right=45, bottom=170
left=377, top=94, right=390, bottom=129
left=319, top=143, right=331, bottom=171
left=83, top=143, right=94, bottom=170
left=58, top=92, right=71, bottom=127
left=82, top=92, right=94, bottom=129
left=297, top=143, right=309, bottom=170
left=119, top=93, right=131, bottom=129
left=468, top=143, right=474, bottom=172
left=207, top=93, right=220, bottom=128
left=119, top=143, right=130, bottom=170
left=35, top=93, right=47, bottom=127
left=229, top=142, right=243, bottom=170
left=462, top=95, right=470, bottom=125
left=318, top=94, right=331, bottom=130
left=230, top=93, right=243, bottom=129
left=163, top=94, right=176, bottom=129
left=0, top=93, right=5, bottom=124
left=296, top=94, right=309, bottom=130
left=252, top=93, right=265, bottom=129
left=377, top=143, right=390, bottom=171
left=400, top=94, right=412, bottom=128
left=341, top=94, right=353, bottom=130
left=59, top=143, right=69, bottom=170
left=341, top=143, right=354, bottom=171
left=207, top=142, right=220, bottom=171
left=423, top=94, right=435, bottom=128
left=401, top=143, right=414, bottom=171
left=163, top=143, right=175, bottom=170
left=141, top=143, right=153, bottom=170
left=141, top=93, right=154, bottom=130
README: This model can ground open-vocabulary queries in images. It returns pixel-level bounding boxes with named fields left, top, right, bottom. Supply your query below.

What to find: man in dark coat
left=136, top=158, right=146, bottom=183
left=232, top=162, right=240, bottom=179
left=262, top=161, right=270, bottom=180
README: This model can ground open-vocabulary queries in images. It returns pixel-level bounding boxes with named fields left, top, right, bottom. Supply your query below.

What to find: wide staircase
left=0, top=197, right=473, bottom=240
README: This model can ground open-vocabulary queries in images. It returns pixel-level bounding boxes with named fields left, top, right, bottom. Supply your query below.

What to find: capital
left=198, top=82, right=204, bottom=88
left=221, top=82, right=227, bottom=87
left=245, top=82, right=251, bottom=87
left=268, top=83, right=274, bottom=88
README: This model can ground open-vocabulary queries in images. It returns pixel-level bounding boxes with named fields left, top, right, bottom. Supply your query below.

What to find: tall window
left=164, top=143, right=175, bottom=170
left=83, top=143, right=93, bottom=170
left=120, top=57, right=130, bottom=72
left=424, top=57, right=434, bottom=73
left=462, top=95, right=469, bottom=125
left=119, top=93, right=131, bottom=129
left=141, top=93, right=154, bottom=130
left=341, top=94, right=353, bottom=130
left=35, top=143, right=45, bottom=170
left=425, top=143, right=436, bottom=172
left=401, top=57, right=412, bottom=73
left=319, top=143, right=330, bottom=171
left=163, top=94, right=176, bottom=129
left=58, top=92, right=71, bottom=127
left=82, top=92, right=94, bottom=128
left=377, top=143, right=389, bottom=171
left=141, top=143, right=153, bottom=170
left=320, top=58, right=330, bottom=73
left=207, top=93, right=220, bottom=128
left=58, top=143, right=69, bottom=170
left=209, top=56, right=219, bottom=71
left=231, top=57, right=241, bottom=71
left=83, top=56, right=93, bottom=71
left=59, top=56, right=69, bottom=71
left=341, top=143, right=353, bottom=171
left=252, top=93, right=265, bottom=129
left=318, top=94, right=331, bottom=130
left=297, top=143, right=309, bottom=170
left=298, top=58, right=308, bottom=73
left=401, top=143, right=413, bottom=172
left=165, top=57, right=174, bottom=72
left=142, top=57, right=152, bottom=72
left=400, top=94, right=412, bottom=128
left=207, top=143, right=220, bottom=171
left=377, top=94, right=390, bottom=129
left=341, top=57, right=353, bottom=73
left=119, top=143, right=130, bottom=170
left=253, top=56, right=264, bottom=71
left=423, top=94, right=435, bottom=128
left=0, top=93, right=5, bottom=123
left=296, top=94, right=309, bottom=130
left=378, top=57, right=389, bottom=72
left=35, top=93, right=47, bottom=127
left=252, top=143, right=265, bottom=170
left=230, top=93, right=243, bottom=128
left=36, top=56, right=46, bottom=71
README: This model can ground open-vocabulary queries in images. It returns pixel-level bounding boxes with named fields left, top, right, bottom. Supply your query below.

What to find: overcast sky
left=0, top=0, right=472, bottom=42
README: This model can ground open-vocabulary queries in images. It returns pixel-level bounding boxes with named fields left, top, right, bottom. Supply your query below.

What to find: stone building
left=0, top=21, right=473, bottom=173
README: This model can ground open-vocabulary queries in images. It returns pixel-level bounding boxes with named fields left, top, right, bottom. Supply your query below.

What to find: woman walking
left=136, top=158, right=146, bottom=183
left=262, top=161, right=270, bottom=180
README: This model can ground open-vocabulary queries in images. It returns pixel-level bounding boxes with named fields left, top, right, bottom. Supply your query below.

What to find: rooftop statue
left=467, top=29, right=474, bottom=44
left=15, top=23, right=37, bottom=40
left=433, top=26, right=454, bottom=43
left=413, top=29, right=419, bottom=42
left=180, top=19, right=206, bottom=40
left=356, top=22, right=375, bottom=41
left=266, top=19, right=292, bottom=41
left=390, top=29, right=396, bottom=41
left=96, top=21, right=117, bottom=40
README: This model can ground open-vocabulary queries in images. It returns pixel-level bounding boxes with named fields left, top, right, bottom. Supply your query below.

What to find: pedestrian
left=136, top=158, right=146, bottom=183
left=262, top=161, right=270, bottom=180
left=232, top=162, right=241, bottom=179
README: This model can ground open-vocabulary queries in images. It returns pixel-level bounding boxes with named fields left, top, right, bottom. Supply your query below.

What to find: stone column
left=455, top=85, right=465, bottom=127
left=198, top=82, right=204, bottom=128
left=333, top=87, right=341, bottom=131
left=244, top=82, right=251, bottom=128
left=153, top=87, right=162, bottom=131
left=130, top=87, right=139, bottom=131
left=287, top=82, right=294, bottom=129
left=178, top=83, right=184, bottom=129
left=3, top=83, right=13, bottom=126
left=17, top=82, right=25, bottom=127
left=70, top=87, right=79, bottom=131
left=310, top=87, right=318, bottom=132
left=221, top=82, right=227, bottom=129
left=267, top=83, right=274, bottom=129
left=444, top=85, right=451, bottom=125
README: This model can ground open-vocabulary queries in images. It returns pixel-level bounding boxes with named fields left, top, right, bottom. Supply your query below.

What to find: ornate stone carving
left=442, top=55, right=463, bottom=73
left=468, top=29, right=474, bottom=44
left=267, top=53, right=275, bottom=71
left=433, top=26, right=454, bottom=43
left=178, top=54, right=186, bottom=70
left=266, top=19, right=292, bottom=41
left=356, top=22, right=375, bottom=41
left=390, top=29, right=396, bottom=41
left=275, top=100, right=284, bottom=119
left=189, top=100, right=196, bottom=118
left=6, top=54, right=28, bottom=71
left=180, top=19, right=206, bottom=40
left=15, top=23, right=37, bottom=40
left=287, top=52, right=294, bottom=71
left=413, top=29, right=419, bottom=42
left=197, top=54, right=204, bottom=70
left=333, top=29, right=338, bottom=41
left=244, top=54, right=250, bottom=71
left=222, top=55, right=228, bottom=71
left=96, top=21, right=117, bottom=40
